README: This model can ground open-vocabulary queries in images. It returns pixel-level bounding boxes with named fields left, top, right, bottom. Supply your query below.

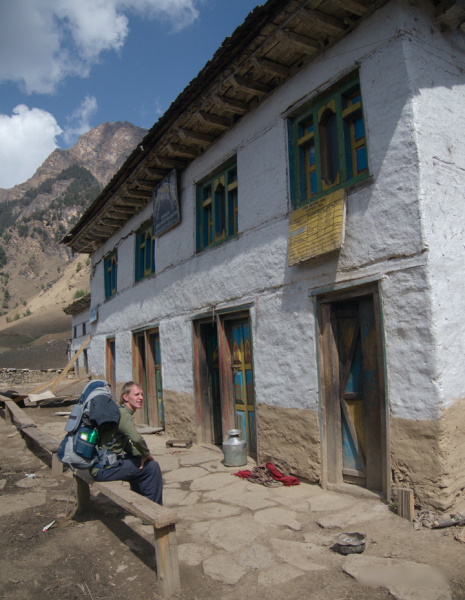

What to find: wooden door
left=230, top=319, right=256, bottom=454
left=133, top=329, right=164, bottom=428
left=195, top=322, right=222, bottom=444
left=319, top=292, right=385, bottom=492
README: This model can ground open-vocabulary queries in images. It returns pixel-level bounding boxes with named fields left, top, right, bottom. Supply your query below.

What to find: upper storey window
left=135, top=220, right=155, bottom=282
left=289, top=76, right=368, bottom=208
left=196, top=159, right=238, bottom=252
left=104, top=250, right=117, bottom=300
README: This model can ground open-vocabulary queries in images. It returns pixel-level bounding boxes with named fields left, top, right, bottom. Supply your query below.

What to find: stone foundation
left=163, top=389, right=196, bottom=441
left=257, top=403, right=321, bottom=482
left=391, top=398, right=465, bottom=511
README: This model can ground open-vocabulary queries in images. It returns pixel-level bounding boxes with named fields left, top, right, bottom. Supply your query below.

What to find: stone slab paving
left=343, top=554, right=452, bottom=600
left=4, top=413, right=456, bottom=598
left=150, top=440, right=457, bottom=595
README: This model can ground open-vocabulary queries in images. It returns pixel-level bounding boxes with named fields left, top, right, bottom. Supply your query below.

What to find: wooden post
left=153, top=524, right=181, bottom=598
left=74, top=474, right=92, bottom=513
left=51, top=453, right=64, bottom=477
left=397, top=487, right=415, bottom=522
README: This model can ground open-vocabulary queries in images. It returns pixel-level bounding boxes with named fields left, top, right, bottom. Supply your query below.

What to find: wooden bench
left=2, top=401, right=181, bottom=597
left=4, top=400, right=63, bottom=476
left=74, top=469, right=180, bottom=598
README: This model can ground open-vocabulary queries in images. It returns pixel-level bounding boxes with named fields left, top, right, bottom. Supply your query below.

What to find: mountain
left=0, top=121, right=146, bottom=369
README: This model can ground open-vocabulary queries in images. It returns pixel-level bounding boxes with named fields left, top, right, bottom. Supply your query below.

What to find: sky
left=0, top=0, right=263, bottom=190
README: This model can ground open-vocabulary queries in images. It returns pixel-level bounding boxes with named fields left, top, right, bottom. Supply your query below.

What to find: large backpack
left=57, top=380, right=120, bottom=470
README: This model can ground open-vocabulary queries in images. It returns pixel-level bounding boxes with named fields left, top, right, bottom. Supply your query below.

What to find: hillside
left=0, top=121, right=146, bottom=368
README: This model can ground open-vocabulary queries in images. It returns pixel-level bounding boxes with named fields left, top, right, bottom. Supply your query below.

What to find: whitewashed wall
left=70, top=307, right=90, bottom=374
left=86, top=0, right=465, bottom=427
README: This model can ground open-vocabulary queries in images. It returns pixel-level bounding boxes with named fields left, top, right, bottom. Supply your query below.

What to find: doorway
left=318, top=286, right=387, bottom=495
left=194, top=310, right=256, bottom=455
left=133, top=328, right=164, bottom=428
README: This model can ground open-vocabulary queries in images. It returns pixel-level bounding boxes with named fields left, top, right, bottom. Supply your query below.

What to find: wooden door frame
left=131, top=327, right=162, bottom=427
left=105, top=337, right=116, bottom=400
left=193, top=317, right=219, bottom=444
left=316, top=283, right=390, bottom=500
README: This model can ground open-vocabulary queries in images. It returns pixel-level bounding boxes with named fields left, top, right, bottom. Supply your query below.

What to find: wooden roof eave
left=62, top=0, right=387, bottom=254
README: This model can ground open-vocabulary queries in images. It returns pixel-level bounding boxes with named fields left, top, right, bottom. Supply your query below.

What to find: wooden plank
left=396, top=487, right=415, bottom=522
left=165, top=439, right=193, bottom=449
left=73, top=471, right=181, bottom=597
left=22, top=426, right=60, bottom=453
left=4, top=400, right=36, bottom=428
left=50, top=336, right=91, bottom=393
left=91, top=480, right=178, bottom=529
left=154, top=524, right=181, bottom=598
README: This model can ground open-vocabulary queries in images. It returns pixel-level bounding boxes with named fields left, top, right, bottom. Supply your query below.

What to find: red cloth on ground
left=234, top=470, right=252, bottom=479
left=266, top=462, right=300, bottom=486
left=233, top=464, right=300, bottom=486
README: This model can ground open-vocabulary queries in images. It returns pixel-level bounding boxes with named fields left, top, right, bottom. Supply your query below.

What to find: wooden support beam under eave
left=152, top=157, right=187, bottom=169
left=300, top=8, right=348, bottom=34
left=165, top=143, right=199, bottom=159
left=276, top=29, right=320, bottom=53
left=178, top=128, right=217, bottom=144
left=253, top=56, right=290, bottom=78
left=197, top=110, right=231, bottom=130
left=124, top=188, right=153, bottom=199
left=145, top=166, right=169, bottom=178
left=119, top=196, right=150, bottom=206
left=231, top=75, right=273, bottom=95
left=134, top=179, right=157, bottom=188
left=213, top=95, right=249, bottom=115
left=331, top=0, right=369, bottom=17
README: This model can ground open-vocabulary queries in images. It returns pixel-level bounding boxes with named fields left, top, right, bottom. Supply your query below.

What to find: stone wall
left=0, top=368, right=65, bottom=386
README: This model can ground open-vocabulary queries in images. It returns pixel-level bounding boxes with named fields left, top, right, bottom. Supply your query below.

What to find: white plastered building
left=63, top=0, right=465, bottom=510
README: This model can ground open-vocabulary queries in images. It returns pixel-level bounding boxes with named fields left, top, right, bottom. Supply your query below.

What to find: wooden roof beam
left=101, top=217, right=126, bottom=226
left=166, top=143, right=198, bottom=158
left=111, top=204, right=139, bottom=214
left=253, top=56, right=290, bottom=78
left=331, top=0, right=369, bottom=17
left=153, top=157, right=187, bottom=169
left=197, top=110, right=231, bottom=130
left=133, top=179, right=156, bottom=188
left=301, top=8, right=348, bottom=34
left=119, top=196, right=149, bottom=206
left=276, top=29, right=320, bottom=53
left=231, top=75, right=273, bottom=95
left=124, top=188, right=152, bottom=199
left=178, top=128, right=217, bottom=144
left=93, top=224, right=116, bottom=234
left=145, top=166, right=169, bottom=178
left=213, top=95, right=249, bottom=115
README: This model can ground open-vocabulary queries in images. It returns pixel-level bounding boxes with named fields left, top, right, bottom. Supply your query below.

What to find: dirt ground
left=2, top=405, right=465, bottom=600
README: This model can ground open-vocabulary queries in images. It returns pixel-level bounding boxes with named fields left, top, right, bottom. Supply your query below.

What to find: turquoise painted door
left=334, top=298, right=383, bottom=490
left=231, top=320, right=256, bottom=454
left=153, top=333, right=164, bottom=429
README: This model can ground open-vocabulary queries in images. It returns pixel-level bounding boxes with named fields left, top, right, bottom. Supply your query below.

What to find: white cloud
left=62, top=95, right=98, bottom=146
left=0, top=0, right=200, bottom=94
left=0, top=105, right=62, bottom=189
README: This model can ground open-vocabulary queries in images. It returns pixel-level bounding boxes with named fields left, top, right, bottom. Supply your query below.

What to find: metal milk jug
left=222, top=429, right=247, bottom=467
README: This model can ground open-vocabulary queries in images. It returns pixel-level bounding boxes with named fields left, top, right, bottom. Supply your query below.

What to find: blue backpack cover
left=57, top=380, right=120, bottom=470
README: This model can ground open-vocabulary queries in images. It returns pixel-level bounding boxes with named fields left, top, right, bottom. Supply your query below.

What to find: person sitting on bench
left=92, top=381, right=163, bottom=505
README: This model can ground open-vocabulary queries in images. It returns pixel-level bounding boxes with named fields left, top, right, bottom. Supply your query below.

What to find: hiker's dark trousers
left=94, top=457, right=163, bottom=505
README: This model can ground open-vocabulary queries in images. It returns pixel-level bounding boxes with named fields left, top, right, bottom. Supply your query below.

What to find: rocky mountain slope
left=0, top=121, right=146, bottom=368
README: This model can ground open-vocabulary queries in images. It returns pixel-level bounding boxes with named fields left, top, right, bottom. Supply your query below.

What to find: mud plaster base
left=391, top=398, right=465, bottom=511
left=257, top=403, right=320, bottom=482
left=162, top=389, right=196, bottom=441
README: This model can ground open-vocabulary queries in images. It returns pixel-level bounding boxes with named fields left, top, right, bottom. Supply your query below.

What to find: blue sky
left=0, top=0, right=262, bottom=189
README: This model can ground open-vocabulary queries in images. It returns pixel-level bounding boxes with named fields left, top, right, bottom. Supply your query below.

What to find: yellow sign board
left=288, top=189, right=346, bottom=266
